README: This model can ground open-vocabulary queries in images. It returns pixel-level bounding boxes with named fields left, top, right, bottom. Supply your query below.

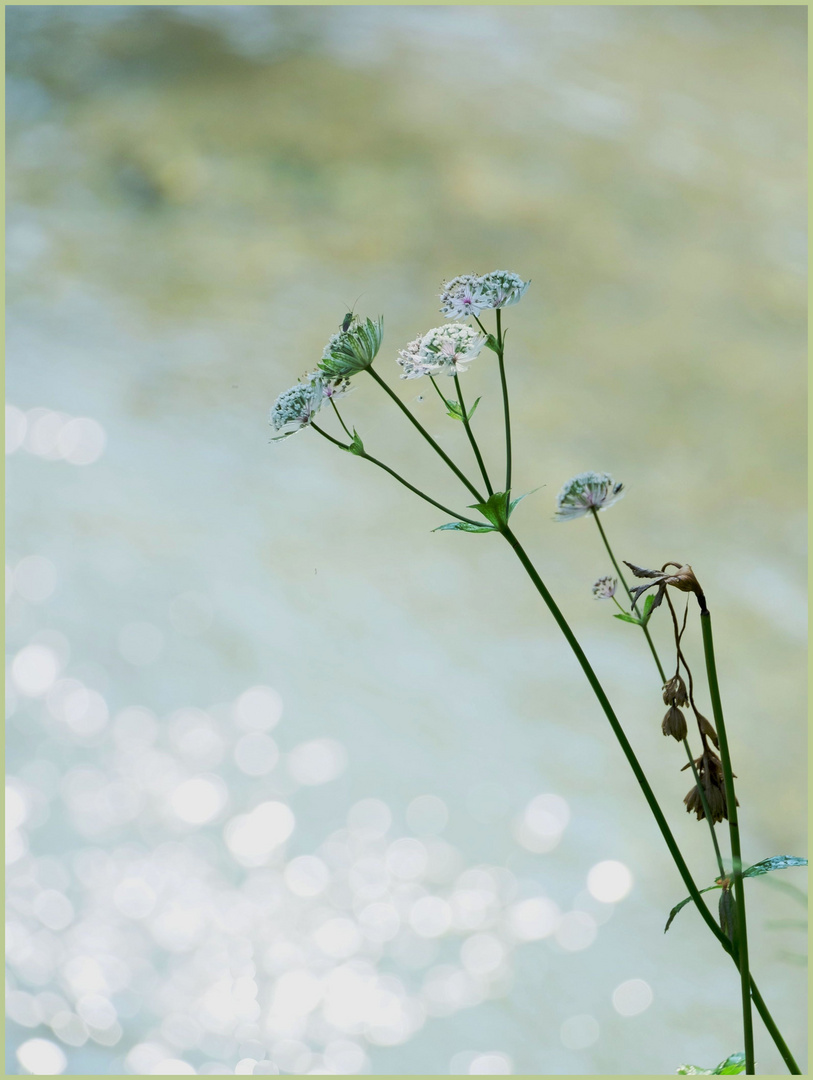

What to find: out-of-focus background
left=5, top=5, right=807, bottom=1076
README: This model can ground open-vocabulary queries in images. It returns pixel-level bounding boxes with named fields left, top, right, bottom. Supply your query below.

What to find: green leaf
left=714, top=1053, right=747, bottom=1074
left=508, top=486, right=542, bottom=518
left=641, top=594, right=656, bottom=625
left=440, top=395, right=480, bottom=423
left=666, top=856, right=808, bottom=935
left=483, top=334, right=500, bottom=353
left=433, top=521, right=496, bottom=534
left=665, top=885, right=721, bottom=933
left=341, top=429, right=365, bottom=456
left=465, top=396, right=481, bottom=421
left=470, top=490, right=511, bottom=530
left=742, top=855, right=807, bottom=878
left=613, top=612, right=641, bottom=625
left=676, top=1053, right=746, bottom=1076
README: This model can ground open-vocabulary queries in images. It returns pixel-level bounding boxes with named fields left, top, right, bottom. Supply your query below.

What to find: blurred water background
left=5, top=5, right=807, bottom=1076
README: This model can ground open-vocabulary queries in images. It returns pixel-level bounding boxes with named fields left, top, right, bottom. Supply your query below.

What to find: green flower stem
left=365, top=367, right=485, bottom=504
left=428, top=374, right=451, bottom=409
left=329, top=397, right=353, bottom=440
left=473, top=311, right=511, bottom=491
left=590, top=509, right=725, bottom=877
left=700, top=609, right=755, bottom=1075
left=310, top=423, right=482, bottom=527
left=591, top=508, right=665, bottom=682
left=500, top=524, right=798, bottom=1074
left=453, top=372, right=493, bottom=496
left=495, top=308, right=512, bottom=492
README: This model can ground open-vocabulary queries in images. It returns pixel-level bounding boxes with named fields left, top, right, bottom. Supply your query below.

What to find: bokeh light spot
left=16, top=1038, right=67, bottom=1075
left=233, top=685, right=283, bottom=731
left=612, top=978, right=653, bottom=1017
left=587, top=860, right=633, bottom=903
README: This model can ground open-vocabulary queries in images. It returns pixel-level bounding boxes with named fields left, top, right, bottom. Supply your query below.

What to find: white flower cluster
left=397, top=324, right=485, bottom=380
left=269, top=372, right=351, bottom=440
left=440, top=271, right=529, bottom=320
left=592, top=575, right=618, bottom=599
left=555, top=472, right=625, bottom=521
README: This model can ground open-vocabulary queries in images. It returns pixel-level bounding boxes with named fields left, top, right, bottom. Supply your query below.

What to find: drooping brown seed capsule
left=662, top=705, right=688, bottom=741
left=662, top=674, right=689, bottom=707
left=682, top=750, right=736, bottom=823
left=695, top=711, right=719, bottom=748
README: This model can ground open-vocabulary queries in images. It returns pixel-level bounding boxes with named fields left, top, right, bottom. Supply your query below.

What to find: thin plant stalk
left=495, top=308, right=512, bottom=492
left=311, top=422, right=482, bottom=527
left=701, top=609, right=755, bottom=1074
left=453, top=371, right=493, bottom=496
left=593, top=510, right=726, bottom=877
left=591, top=508, right=665, bottom=682
left=365, top=367, right=485, bottom=504
left=474, top=310, right=511, bottom=491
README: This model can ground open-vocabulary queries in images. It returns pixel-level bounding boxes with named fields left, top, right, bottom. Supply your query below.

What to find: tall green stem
left=495, top=308, right=512, bottom=492
left=701, top=610, right=755, bottom=1074
left=365, top=367, right=484, bottom=504
left=311, top=423, right=482, bottom=526
left=453, top=372, right=493, bottom=496
left=501, top=525, right=798, bottom=1073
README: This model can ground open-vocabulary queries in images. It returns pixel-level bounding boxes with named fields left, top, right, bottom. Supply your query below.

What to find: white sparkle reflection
left=16, top=1037, right=68, bottom=1074
left=514, top=793, right=570, bottom=853
left=225, top=801, right=295, bottom=865
left=12, top=642, right=60, bottom=696
left=287, top=738, right=347, bottom=785
left=612, top=978, right=654, bottom=1016
left=57, top=417, right=106, bottom=465
left=506, top=896, right=560, bottom=941
left=554, top=911, right=598, bottom=952
left=586, top=860, right=633, bottom=903
left=233, top=685, right=283, bottom=731
left=169, top=776, right=227, bottom=825
left=283, top=855, right=330, bottom=897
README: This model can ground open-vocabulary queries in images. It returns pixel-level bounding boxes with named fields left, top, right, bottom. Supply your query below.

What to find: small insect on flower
left=555, top=472, right=625, bottom=521
left=592, top=576, right=618, bottom=599
left=341, top=294, right=364, bottom=333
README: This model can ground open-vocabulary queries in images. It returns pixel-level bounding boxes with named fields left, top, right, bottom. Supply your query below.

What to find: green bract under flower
left=319, top=316, right=384, bottom=378
left=269, top=372, right=351, bottom=440
left=555, top=471, right=625, bottom=521
left=397, top=323, right=485, bottom=380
